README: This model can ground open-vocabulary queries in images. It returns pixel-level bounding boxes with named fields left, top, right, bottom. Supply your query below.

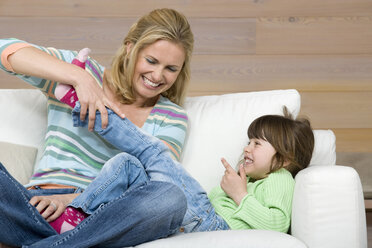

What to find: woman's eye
left=146, top=58, right=156, bottom=64
left=167, top=66, right=177, bottom=72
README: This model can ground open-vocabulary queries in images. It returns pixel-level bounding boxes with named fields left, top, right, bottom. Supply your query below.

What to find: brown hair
left=109, top=8, right=194, bottom=106
left=247, top=107, right=314, bottom=177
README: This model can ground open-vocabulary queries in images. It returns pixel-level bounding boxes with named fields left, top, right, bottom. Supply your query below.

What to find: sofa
left=0, top=89, right=367, bottom=248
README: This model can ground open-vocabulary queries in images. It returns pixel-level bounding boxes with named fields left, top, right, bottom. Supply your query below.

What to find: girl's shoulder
left=267, top=168, right=294, bottom=181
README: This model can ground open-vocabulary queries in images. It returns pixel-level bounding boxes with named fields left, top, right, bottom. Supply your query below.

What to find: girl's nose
left=244, top=141, right=254, bottom=152
left=244, top=145, right=250, bottom=153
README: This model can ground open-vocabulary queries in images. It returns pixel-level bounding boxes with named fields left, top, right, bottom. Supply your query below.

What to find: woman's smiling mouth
left=143, top=76, right=161, bottom=88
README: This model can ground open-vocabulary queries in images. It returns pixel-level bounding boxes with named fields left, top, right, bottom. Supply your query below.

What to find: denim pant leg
left=72, top=106, right=229, bottom=232
left=25, top=181, right=187, bottom=248
left=0, top=163, right=57, bottom=247
left=70, top=152, right=149, bottom=214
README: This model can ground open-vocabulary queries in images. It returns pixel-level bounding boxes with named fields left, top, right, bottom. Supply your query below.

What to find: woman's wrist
left=63, top=193, right=80, bottom=206
left=68, top=65, right=91, bottom=88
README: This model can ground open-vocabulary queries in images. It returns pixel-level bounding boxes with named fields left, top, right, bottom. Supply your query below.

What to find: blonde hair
left=243, top=107, right=314, bottom=177
left=109, top=8, right=194, bottom=106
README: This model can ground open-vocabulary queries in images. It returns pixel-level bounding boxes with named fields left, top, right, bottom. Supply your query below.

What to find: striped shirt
left=208, top=168, right=295, bottom=233
left=0, top=38, right=188, bottom=189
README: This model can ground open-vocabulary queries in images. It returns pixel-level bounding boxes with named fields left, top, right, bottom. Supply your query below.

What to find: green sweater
left=208, top=168, right=295, bottom=233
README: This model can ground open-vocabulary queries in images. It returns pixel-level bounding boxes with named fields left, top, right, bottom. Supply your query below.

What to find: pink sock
left=55, top=48, right=91, bottom=108
left=49, top=206, right=88, bottom=234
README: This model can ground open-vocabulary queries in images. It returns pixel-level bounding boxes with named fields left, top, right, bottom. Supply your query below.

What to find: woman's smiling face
left=131, top=39, right=185, bottom=105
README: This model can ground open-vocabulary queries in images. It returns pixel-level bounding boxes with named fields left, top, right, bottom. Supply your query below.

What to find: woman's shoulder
left=154, top=95, right=188, bottom=120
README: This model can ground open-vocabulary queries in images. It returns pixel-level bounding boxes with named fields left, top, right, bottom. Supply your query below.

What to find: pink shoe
left=55, top=48, right=91, bottom=108
left=49, top=207, right=88, bottom=234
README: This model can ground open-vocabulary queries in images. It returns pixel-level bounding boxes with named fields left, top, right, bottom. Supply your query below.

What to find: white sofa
left=0, top=89, right=367, bottom=248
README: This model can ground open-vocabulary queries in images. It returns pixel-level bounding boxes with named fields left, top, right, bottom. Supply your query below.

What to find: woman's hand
left=8, top=46, right=125, bottom=131
left=29, top=193, right=79, bottom=222
left=71, top=69, right=125, bottom=132
left=220, top=158, right=248, bottom=205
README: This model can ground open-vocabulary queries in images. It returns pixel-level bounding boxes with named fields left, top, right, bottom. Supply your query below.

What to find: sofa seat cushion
left=135, top=230, right=306, bottom=248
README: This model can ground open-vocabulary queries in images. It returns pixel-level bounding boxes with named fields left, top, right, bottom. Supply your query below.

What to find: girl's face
left=132, top=39, right=185, bottom=104
left=242, top=138, right=277, bottom=180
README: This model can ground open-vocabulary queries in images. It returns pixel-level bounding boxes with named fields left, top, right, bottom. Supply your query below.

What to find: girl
left=67, top=104, right=315, bottom=234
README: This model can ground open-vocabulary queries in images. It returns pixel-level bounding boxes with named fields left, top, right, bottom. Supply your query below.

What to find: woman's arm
left=5, top=43, right=124, bottom=129
left=8, top=46, right=88, bottom=88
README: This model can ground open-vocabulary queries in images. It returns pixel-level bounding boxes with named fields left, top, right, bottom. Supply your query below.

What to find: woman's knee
left=106, top=152, right=143, bottom=170
left=148, top=181, right=187, bottom=217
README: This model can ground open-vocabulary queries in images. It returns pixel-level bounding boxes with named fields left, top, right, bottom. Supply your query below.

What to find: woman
left=0, top=8, right=193, bottom=247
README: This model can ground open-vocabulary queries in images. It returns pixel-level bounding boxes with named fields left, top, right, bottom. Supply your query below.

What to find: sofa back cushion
left=0, top=89, right=336, bottom=190
left=0, top=89, right=47, bottom=164
left=182, top=90, right=302, bottom=192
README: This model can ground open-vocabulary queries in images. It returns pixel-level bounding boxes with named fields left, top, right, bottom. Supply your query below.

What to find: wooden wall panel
left=0, top=17, right=255, bottom=55
left=188, top=55, right=372, bottom=92
left=0, top=17, right=133, bottom=55
left=257, top=17, right=372, bottom=54
left=3, top=54, right=372, bottom=92
left=1, top=0, right=372, bottom=159
left=300, top=92, right=372, bottom=128
left=334, top=129, right=372, bottom=153
left=1, top=0, right=372, bottom=17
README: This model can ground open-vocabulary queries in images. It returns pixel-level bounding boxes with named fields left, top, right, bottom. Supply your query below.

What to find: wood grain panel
left=188, top=19, right=255, bottom=55
left=189, top=55, right=372, bottom=92
left=0, top=17, right=255, bottom=55
left=333, top=129, right=372, bottom=153
left=0, top=17, right=133, bottom=55
left=300, top=92, right=372, bottom=129
left=257, top=17, right=372, bottom=54
left=2, top=54, right=372, bottom=92
left=1, top=0, right=372, bottom=17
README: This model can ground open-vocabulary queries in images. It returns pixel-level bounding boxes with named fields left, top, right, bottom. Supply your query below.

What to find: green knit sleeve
left=230, top=169, right=295, bottom=232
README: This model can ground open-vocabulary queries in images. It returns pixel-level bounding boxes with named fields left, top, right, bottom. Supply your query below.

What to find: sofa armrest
left=291, top=165, right=367, bottom=248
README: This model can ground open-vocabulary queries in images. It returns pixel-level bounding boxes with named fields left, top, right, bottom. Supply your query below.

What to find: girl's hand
left=220, top=158, right=248, bottom=205
left=29, top=193, right=79, bottom=222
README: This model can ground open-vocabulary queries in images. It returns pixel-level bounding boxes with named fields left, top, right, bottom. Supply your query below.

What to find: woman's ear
left=126, top=42, right=133, bottom=54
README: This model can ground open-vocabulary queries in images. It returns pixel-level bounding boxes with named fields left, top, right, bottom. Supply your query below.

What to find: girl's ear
left=282, top=159, right=291, bottom=168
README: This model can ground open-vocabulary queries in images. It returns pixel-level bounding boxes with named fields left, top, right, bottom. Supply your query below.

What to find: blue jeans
left=72, top=104, right=230, bottom=233
left=0, top=162, right=186, bottom=247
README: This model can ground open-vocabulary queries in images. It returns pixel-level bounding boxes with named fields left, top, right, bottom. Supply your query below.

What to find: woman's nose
left=152, top=67, right=163, bottom=82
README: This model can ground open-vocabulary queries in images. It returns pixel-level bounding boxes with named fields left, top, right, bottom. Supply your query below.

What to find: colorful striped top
left=208, top=168, right=295, bottom=233
left=0, top=38, right=188, bottom=189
